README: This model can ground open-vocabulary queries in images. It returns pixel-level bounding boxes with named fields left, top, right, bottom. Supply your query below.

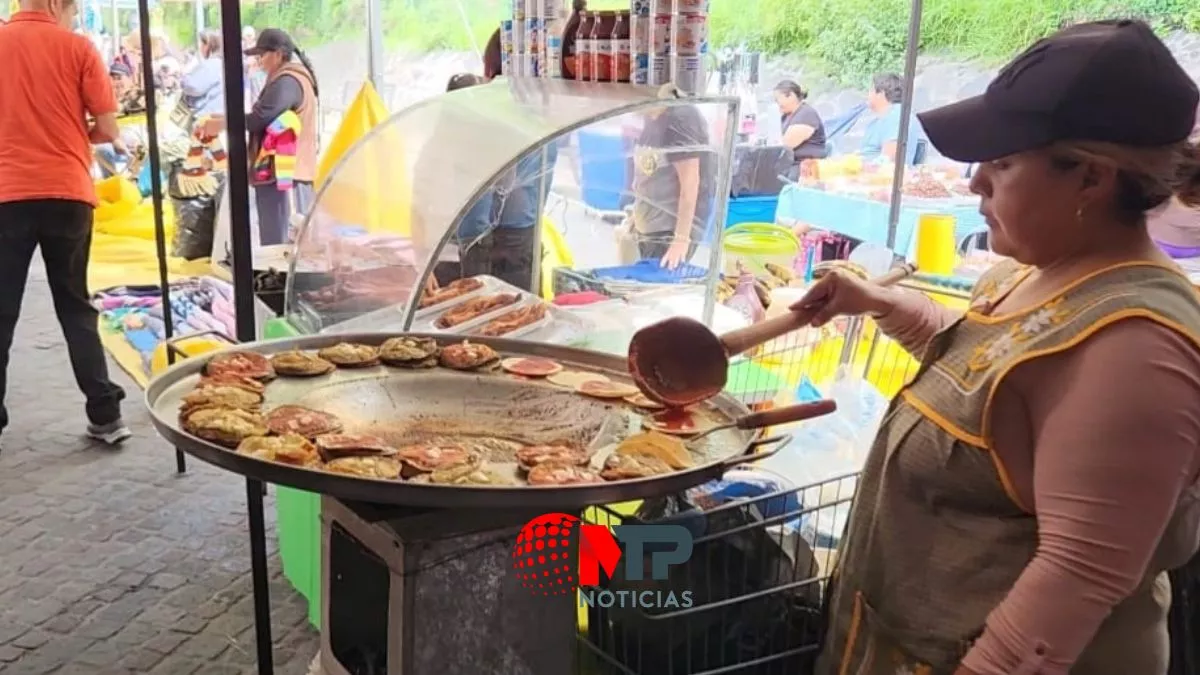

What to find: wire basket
left=577, top=471, right=858, bottom=675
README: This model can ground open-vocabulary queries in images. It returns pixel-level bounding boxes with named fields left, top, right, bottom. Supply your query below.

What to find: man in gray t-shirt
left=630, top=105, right=716, bottom=269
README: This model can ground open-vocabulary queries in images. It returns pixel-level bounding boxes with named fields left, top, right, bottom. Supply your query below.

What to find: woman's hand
left=790, top=269, right=894, bottom=326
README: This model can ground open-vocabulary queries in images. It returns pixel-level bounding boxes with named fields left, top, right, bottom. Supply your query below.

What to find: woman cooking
left=807, top=20, right=1200, bottom=675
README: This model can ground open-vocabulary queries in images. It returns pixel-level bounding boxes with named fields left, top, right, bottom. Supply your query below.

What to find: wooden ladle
left=628, top=263, right=915, bottom=407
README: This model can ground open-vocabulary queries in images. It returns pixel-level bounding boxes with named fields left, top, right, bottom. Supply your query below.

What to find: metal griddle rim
left=145, top=333, right=780, bottom=509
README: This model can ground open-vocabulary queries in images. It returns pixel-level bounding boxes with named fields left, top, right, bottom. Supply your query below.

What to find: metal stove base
left=319, top=497, right=577, bottom=675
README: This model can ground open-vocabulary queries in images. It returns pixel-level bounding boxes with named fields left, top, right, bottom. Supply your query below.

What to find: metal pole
left=453, top=0, right=483, bottom=62
left=702, top=96, right=742, bottom=326
left=133, top=0, right=187, bottom=474
left=218, top=0, right=274, bottom=670
left=110, top=0, right=119, bottom=61
left=528, top=145, right=550, bottom=294
left=245, top=479, right=273, bottom=675
left=218, top=0, right=255, bottom=345
left=194, top=0, right=204, bottom=33
left=884, top=0, right=923, bottom=250
left=366, top=0, right=384, bottom=87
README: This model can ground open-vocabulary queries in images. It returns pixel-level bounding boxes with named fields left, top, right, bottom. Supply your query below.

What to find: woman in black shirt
left=774, top=80, right=827, bottom=178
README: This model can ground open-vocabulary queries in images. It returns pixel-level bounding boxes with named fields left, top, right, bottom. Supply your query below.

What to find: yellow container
left=915, top=213, right=957, bottom=276
left=150, top=336, right=227, bottom=375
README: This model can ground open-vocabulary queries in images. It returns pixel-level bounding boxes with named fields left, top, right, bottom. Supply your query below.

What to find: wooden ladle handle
left=719, top=263, right=916, bottom=357
left=735, top=400, right=838, bottom=430
left=719, top=310, right=816, bottom=358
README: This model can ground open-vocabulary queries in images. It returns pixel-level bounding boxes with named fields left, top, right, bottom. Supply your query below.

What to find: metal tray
left=464, top=299, right=593, bottom=346
left=417, top=291, right=529, bottom=334
left=145, top=333, right=786, bottom=509
left=464, top=297, right=554, bottom=340
left=410, top=275, right=496, bottom=321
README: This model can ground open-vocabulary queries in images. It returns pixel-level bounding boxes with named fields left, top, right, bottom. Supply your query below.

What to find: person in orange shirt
left=0, top=0, right=131, bottom=446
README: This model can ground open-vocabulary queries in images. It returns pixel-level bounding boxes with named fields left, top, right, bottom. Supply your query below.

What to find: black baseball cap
left=244, top=28, right=294, bottom=56
left=919, top=20, right=1199, bottom=162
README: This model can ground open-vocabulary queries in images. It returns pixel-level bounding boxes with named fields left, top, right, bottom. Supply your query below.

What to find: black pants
left=636, top=233, right=700, bottom=266
left=0, top=200, right=125, bottom=430
left=1169, top=556, right=1200, bottom=675
left=255, top=181, right=314, bottom=246
left=434, top=227, right=538, bottom=293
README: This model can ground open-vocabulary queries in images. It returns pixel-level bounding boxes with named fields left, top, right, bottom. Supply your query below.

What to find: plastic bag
left=760, top=366, right=889, bottom=489
left=170, top=174, right=225, bottom=260
left=730, top=144, right=792, bottom=197
left=756, top=367, right=890, bottom=550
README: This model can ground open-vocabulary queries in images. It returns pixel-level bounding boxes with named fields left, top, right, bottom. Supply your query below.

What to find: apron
left=817, top=259, right=1200, bottom=675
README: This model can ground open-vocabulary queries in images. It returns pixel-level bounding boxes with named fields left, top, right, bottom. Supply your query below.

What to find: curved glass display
left=284, top=78, right=741, bottom=350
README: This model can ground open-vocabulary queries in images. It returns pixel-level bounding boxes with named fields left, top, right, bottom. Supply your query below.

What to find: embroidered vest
left=816, top=260, right=1200, bottom=675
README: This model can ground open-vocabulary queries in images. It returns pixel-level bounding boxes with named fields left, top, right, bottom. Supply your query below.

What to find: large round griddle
left=145, top=333, right=787, bottom=509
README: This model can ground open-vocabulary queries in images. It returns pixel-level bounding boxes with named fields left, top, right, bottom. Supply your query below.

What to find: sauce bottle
left=726, top=263, right=766, bottom=324
left=611, top=11, right=631, bottom=83
left=589, top=11, right=608, bottom=82
left=575, top=12, right=594, bottom=81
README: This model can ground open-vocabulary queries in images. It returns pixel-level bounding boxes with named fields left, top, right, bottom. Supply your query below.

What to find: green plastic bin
left=264, top=316, right=322, bottom=628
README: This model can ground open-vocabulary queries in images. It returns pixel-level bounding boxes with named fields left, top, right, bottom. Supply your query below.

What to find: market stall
left=775, top=160, right=987, bottom=257
left=134, top=0, right=977, bottom=668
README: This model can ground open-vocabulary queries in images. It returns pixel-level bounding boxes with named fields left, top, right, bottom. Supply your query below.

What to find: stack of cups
left=512, top=0, right=527, bottom=76
left=630, top=0, right=652, bottom=85
left=523, top=0, right=541, bottom=76
left=542, top=0, right=566, bottom=78
left=500, top=20, right=514, bottom=77
left=671, top=0, right=708, bottom=94
left=647, top=0, right=671, bottom=86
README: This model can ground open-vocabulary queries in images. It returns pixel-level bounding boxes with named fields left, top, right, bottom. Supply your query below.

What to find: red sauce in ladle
left=648, top=408, right=697, bottom=433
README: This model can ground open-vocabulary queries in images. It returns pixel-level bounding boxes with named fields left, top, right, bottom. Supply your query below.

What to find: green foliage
left=161, top=0, right=1199, bottom=85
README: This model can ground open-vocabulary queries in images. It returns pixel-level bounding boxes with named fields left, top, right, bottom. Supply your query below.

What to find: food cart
left=144, top=68, right=886, bottom=674
left=251, top=78, right=763, bottom=628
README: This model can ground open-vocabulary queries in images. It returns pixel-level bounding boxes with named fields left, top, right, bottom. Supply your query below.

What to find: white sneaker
left=87, top=420, right=132, bottom=446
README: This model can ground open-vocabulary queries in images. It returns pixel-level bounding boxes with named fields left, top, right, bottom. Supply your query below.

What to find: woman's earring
left=1076, top=204, right=1085, bottom=222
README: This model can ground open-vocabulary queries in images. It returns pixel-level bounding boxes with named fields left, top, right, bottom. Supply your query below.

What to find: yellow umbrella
left=314, top=82, right=408, bottom=236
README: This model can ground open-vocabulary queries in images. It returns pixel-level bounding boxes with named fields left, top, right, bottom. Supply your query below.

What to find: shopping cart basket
left=577, top=471, right=858, bottom=675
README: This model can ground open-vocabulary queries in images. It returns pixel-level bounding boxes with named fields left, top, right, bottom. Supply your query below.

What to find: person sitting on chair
left=774, top=79, right=827, bottom=179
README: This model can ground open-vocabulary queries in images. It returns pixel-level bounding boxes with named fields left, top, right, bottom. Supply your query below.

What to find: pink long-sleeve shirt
left=874, top=289, right=1200, bottom=675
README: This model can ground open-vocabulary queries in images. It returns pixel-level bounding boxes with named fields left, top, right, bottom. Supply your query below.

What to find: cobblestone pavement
left=0, top=261, right=320, bottom=674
